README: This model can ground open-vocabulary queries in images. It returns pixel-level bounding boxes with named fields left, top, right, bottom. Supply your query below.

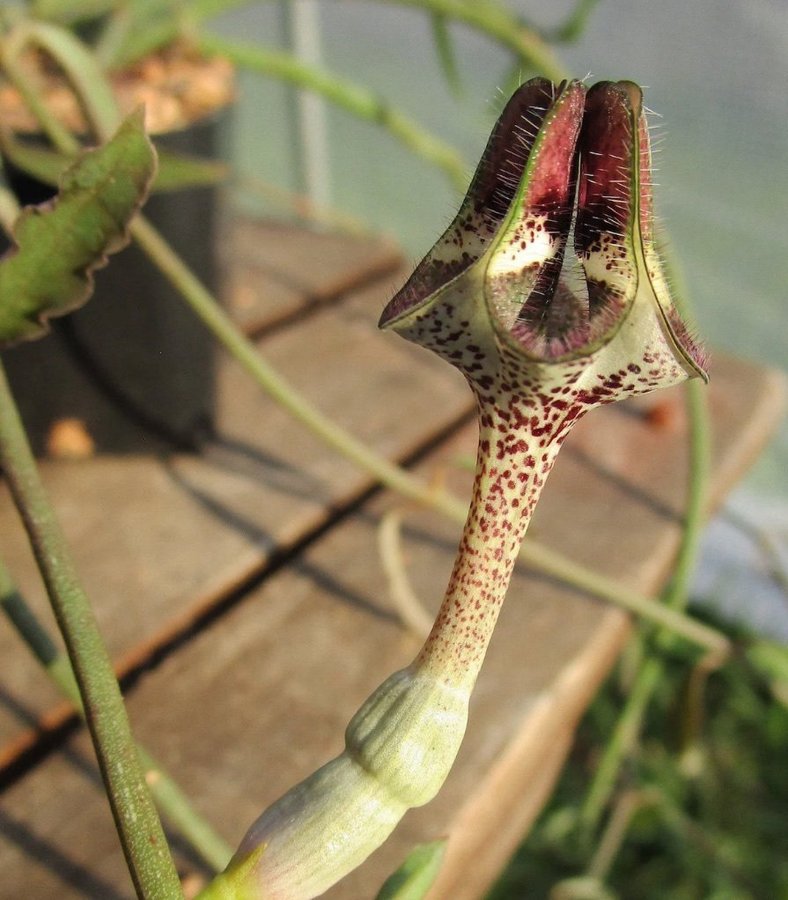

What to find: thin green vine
left=0, top=559, right=233, bottom=872
left=0, top=362, right=182, bottom=900
left=579, top=378, right=713, bottom=837
left=196, top=32, right=468, bottom=192
left=370, top=0, right=566, bottom=83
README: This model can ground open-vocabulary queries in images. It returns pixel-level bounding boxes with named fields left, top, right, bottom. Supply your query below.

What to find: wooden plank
left=0, top=355, right=781, bottom=899
left=222, top=219, right=402, bottom=335
left=0, top=231, right=470, bottom=764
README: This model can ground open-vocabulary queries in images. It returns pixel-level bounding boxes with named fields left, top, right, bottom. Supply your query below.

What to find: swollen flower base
left=200, top=79, right=707, bottom=900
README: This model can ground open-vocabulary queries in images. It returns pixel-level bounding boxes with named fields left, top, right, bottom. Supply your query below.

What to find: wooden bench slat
left=223, top=219, right=402, bottom=335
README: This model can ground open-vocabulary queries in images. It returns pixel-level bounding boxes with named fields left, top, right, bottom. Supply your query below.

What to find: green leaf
left=374, top=840, right=446, bottom=900
left=0, top=108, right=156, bottom=347
left=1, top=132, right=227, bottom=194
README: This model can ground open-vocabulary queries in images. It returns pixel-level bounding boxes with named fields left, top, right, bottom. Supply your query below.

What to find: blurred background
left=209, top=0, right=788, bottom=639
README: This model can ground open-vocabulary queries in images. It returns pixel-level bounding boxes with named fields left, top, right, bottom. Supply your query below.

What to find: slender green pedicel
left=202, top=79, right=707, bottom=900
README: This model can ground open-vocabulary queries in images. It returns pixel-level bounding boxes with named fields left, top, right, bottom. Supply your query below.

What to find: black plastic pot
left=0, top=118, right=223, bottom=456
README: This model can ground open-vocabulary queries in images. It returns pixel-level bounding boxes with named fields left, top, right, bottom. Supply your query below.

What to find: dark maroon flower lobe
left=380, top=76, right=707, bottom=386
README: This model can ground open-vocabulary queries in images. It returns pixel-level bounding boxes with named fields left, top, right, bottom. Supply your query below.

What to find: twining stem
left=579, top=378, right=713, bottom=834
left=0, top=560, right=73, bottom=695
left=96, top=0, right=256, bottom=69
left=0, top=362, right=182, bottom=900
left=16, top=21, right=120, bottom=135
left=0, top=559, right=233, bottom=873
left=659, top=379, right=711, bottom=618
left=585, top=787, right=662, bottom=882
left=196, top=33, right=468, bottom=192
left=372, top=0, right=567, bottom=83
left=378, top=509, right=434, bottom=638
left=0, top=38, right=80, bottom=154
left=548, top=0, right=601, bottom=44
left=579, top=654, right=663, bottom=832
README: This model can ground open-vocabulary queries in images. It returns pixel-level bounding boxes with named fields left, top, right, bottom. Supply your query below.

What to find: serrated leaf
left=0, top=132, right=226, bottom=195
left=0, top=109, right=156, bottom=347
left=374, top=840, right=446, bottom=900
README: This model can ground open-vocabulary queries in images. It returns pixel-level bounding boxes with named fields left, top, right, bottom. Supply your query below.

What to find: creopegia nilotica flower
left=201, top=78, right=706, bottom=900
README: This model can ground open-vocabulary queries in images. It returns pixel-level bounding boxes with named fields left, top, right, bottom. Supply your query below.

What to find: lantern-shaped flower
left=201, top=78, right=706, bottom=900
left=380, top=78, right=706, bottom=398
